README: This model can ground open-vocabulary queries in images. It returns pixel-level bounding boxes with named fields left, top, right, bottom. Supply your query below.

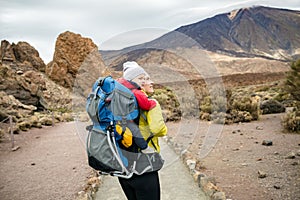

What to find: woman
left=118, top=61, right=167, bottom=200
left=139, top=74, right=167, bottom=153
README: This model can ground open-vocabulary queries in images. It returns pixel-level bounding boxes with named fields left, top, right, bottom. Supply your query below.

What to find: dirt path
left=0, top=122, right=91, bottom=200
left=1, top=113, right=299, bottom=200
left=0, top=121, right=208, bottom=200
left=95, top=139, right=208, bottom=200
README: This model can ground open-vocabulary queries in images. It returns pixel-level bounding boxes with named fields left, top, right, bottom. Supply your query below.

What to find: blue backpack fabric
left=87, top=76, right=139, bottom=131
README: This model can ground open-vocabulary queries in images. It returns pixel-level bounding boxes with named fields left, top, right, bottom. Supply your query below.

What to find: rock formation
left=0, top=31, right=108, bottom=133
left=0, top=40, right=46, bottom=72
left=0, top=40, right=71, bottom=110
left=46, top=31, right=106, bottom=92
left=0, top=41, right=63, bottom=131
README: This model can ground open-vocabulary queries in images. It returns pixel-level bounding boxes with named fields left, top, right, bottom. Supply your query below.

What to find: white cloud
left=100, top=28, right=170, bottom=50
left=1, top=0, right=299, bottom=63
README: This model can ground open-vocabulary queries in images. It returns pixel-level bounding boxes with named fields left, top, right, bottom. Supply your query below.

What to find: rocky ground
left=167, top=113, right=300, bottom=200
left=0, top=122, right=92, bottom=200
left=0, top=113, right=299, bottom=200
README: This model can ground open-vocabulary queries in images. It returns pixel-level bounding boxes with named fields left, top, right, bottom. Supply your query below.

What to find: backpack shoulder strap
left=140, top=110, right=147, bottom=122
left=139, top=109, right=157, bottom=150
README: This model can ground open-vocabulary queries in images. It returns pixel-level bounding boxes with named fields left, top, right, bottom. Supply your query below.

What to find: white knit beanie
left=123, top=61, right=148, bottom=80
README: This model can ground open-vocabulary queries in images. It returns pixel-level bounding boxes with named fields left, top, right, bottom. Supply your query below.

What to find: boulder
left=46, top=31, right=106, bottom=93
left=260, top=99, right=285, bottom=114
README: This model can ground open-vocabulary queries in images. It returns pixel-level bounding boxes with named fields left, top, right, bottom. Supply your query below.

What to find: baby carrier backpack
left=85, top=76, right=138, bottom=178
left=86, top=76, right=164, bottom=178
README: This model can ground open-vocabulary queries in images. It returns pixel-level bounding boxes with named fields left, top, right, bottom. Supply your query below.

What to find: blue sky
left=1, top=0, right=300, bottom=63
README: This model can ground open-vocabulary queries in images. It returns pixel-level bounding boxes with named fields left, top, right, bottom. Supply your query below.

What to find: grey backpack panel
left=107, top=88, right=138, bottom=120
left=86, top=92, right=100, bottom=126
left=87, top=129, right=125, bottom=173
left=133, top=152, right=165, bottom=175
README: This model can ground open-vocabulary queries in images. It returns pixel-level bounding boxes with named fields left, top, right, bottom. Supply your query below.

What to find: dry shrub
left=200, top=96, right=227, bottom=113
left=211, top=112, right=227, bottom=124
left=199, top=86, right=227, bottom=122
left=227, top=110, right=253, bottom=123
left=282, top=106, right=300, bottom=133
left=200, top=96, right=212, bottom=114
left=229, top=95, right=260, bottom=122
left=152, top=88, right=181, bottom=121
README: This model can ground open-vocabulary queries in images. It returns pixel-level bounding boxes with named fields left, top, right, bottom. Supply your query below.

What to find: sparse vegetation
left=198, top=85, right=261, bottom=123
left=229, top=95, right=260, bottom=121
left=152, top=87, right=181, bottom=121
left=154, top=79, right=293, bottom=124
left=282, top=59, right=300, bottom=133
left=282, top=109, right=300, bottom=133
left=285, top=60, right=300, bottom=102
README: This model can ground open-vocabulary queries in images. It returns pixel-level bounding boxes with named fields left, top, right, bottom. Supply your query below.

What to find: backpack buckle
left=106, top=122, right=115, bottom=133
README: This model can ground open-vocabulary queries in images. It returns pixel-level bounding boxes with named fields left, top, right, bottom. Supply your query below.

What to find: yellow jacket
left=139, top=99, right=167, bottom=153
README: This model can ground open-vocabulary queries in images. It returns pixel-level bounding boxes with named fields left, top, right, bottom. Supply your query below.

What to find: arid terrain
left=0, top=111, right=299, bottom=200
left=167, top=112, right=300, bottom=200
left=1, top=5, right=300, bottom=199
left=0, top=122, right=92, bottom=200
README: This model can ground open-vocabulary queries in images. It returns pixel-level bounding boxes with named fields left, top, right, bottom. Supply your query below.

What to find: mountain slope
left=102, top=6, right=300, bottom=62
left=173, top=6, right=300, bottom=59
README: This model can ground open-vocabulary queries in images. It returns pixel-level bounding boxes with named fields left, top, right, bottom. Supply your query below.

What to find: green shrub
left=282, top=59, right=300, bottom=133
left=285, top=60, right=300, bottom=102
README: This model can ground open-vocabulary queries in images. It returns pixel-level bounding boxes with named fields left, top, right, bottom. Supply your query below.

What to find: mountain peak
left=227, top=7, right=251, bottom=20
left=102, top=6, right=300, bottom=62
left=173, top=6, right=300, bottom=60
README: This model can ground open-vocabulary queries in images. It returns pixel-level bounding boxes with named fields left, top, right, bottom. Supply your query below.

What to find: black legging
left=118, top=171, right=160, bottom=200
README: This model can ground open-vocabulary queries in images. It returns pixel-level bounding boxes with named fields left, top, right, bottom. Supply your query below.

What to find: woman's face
left=142, top=75, right=154, bottom=95
left=131, top=74, right=146, bottom=87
